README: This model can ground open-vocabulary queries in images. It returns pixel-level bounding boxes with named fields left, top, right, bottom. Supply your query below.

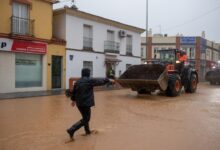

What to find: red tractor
left=117, top=49, right=198, bottom=96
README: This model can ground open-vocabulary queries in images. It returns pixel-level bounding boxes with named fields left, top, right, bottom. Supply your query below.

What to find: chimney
left=201, top=31, right=205, bottom=38
left=70, top=0, right=78, bottom=10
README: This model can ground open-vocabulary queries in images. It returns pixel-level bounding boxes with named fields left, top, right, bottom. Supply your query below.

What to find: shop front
left=0, top=38, right=47, bottom=93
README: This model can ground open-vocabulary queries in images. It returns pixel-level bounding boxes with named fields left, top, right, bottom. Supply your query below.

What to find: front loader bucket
left=116, top=64, right=168, bottom=92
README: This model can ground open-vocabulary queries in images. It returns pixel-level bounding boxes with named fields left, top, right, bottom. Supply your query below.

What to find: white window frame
left=12, top=2, right=29, bottom=34
left=83, top=61, right=93, bottom=77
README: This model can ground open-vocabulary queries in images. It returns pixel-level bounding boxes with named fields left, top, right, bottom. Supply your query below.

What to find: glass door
left=52, top=56, right=62, bottom=89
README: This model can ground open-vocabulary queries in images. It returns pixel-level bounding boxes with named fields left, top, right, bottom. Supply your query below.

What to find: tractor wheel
left=185, top=74, right=198, bottom=93
left=166, top=74, right=182, bottom=97
left=210, top=81, right=216, bottom=85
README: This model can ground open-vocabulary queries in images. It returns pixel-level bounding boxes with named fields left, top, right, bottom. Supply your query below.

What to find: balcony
left=11, top=16, right=34, bottom=36
left=83, top=37, right=93, bottom=51
left=104, top=41, right=120, bottom=54
left=126, top=44, right=133, bottom=56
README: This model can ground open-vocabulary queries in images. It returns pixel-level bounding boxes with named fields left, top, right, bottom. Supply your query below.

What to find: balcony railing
left=126, top=44, right=133, bottom=56
left=83, top=37, right=93, bottom=50
left=11, top=16, right=34, bottom=36
left=104, top=41, right=120, bottom=54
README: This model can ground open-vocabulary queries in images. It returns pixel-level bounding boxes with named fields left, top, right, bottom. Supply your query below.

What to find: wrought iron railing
left=126, top=44, right=133, bottom=56
left=83, top=37, right=93, bottom=50
left=11, top=16, right=34, bottom=36
left=104, top=41, right=120, bottom=53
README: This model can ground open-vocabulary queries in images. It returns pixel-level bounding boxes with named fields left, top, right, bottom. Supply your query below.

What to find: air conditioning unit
left=119, top=30, right=126, bottom=38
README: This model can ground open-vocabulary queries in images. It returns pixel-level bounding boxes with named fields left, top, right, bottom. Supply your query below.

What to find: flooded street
left=1, top=82, right=220, bottom=150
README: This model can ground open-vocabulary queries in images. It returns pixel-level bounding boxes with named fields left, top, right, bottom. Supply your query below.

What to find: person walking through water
left=67, top=68, right=114, bottom=140
left=106, top=67, right=115, bottom=88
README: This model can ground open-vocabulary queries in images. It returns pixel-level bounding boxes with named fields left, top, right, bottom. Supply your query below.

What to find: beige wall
left=206, top=48, right=212, bottom=61
left=0, top=0, right=12, bottom=34
left=213, top=43, right=219, bottom=50
left=206, top=40, right=213, bottom=47
left=152, top=37, right=176, bottom=43
left=31, top=0, right=52, bottom=40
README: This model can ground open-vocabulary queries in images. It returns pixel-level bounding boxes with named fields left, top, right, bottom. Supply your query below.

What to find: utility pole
left=146, top=0, right=148, bottom=61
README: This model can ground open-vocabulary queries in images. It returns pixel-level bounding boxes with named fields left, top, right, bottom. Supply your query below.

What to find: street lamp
left=146, top=0, right=148, bottom=61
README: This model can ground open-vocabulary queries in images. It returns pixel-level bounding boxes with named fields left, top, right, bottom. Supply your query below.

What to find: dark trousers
left=68, top=106, right=91, bottom=135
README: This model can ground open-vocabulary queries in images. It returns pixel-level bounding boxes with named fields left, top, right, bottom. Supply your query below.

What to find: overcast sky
left=54, top=0, right=220, bottom=42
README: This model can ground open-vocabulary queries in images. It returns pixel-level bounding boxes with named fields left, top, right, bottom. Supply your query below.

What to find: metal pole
left=146, top=0, right=148, bottom=61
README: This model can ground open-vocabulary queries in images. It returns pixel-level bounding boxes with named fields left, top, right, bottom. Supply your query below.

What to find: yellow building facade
left=0, top=0, right=66, bottom=93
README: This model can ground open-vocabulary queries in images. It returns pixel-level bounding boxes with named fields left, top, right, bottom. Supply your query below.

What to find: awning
left=105, top=54, right=121, bottom=62
left=105, top=58, right=121, bottom=62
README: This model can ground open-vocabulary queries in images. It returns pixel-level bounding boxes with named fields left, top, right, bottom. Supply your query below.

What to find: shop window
left=15, top=53, right=43, bottom=88
left=83, top=24, right=93, bottom=50
left=126, top=35, right=132, bottom=55
left=189, top=48, right=195, bottom=59
left=153, top=47, right=159, bottom=59
left=83, top=61, right=93, bottom=77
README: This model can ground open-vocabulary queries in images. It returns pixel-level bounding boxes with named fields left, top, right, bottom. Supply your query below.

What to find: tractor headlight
left=176, top=60, right=180, bottom=64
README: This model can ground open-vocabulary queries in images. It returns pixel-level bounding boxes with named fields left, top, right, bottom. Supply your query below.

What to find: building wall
left=64, top=14, right=141, bottom=57
left=0, top=0, right=11, bottom=34
left=206, top=40, right=213, bottom=47
left=0, top=0, right=52, bottom=40
left=66, top=50, right=140, bottom=89
left=0, top=51, right=47, bottom=93
left=31, top=0, right=53, bottom=40
left=53, top=13, right=66, bottom=39
left=213, top=43, right=219, bottom=50
left=152, top=37, right=176, bottom=43
left=66, top=50, right=105, bottom=88
left=47, top=44, right=66, bottom=90
left=0, top=52, right=15, bottom=93
left=117, top=55, right=141, bottom=76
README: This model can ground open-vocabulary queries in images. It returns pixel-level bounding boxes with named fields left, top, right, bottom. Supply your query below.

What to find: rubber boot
left=84, top=123, right=91, bottom=135
left=67, top=120, right=83, bottom=139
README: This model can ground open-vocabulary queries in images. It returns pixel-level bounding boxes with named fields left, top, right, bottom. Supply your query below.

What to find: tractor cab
left=159, top=49, right=187, bottom=73
left=159, top=49, right=187, bottom=63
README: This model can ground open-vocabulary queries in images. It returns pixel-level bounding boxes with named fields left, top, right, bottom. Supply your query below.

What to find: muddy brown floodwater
left=0, top=82, right=220, bottom=150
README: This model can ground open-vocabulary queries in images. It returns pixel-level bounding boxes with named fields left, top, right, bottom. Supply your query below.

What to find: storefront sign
left=200, top=38, right=207, bottom=53
left=0, top=38, right=13, bottom=52
left=12, top=40, right=47, bottom=54
left=0, top=38, right=47, bottom=54
left=16, top=59, right=37, bottom=66
left=180, top=37, right=196, bottom=44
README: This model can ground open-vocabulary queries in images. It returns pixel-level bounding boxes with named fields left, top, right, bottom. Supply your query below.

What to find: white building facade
left=53, top=8, right=145, bottom=89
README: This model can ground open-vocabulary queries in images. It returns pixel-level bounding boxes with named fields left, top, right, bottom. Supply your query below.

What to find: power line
left=58, top=0, right=71, bottom=3
left=163, top=5, right=220, bottom=32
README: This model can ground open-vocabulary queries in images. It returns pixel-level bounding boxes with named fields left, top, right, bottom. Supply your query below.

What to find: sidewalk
left=0, top=84, right=122, bottom=100
left=0, top=90, right=65, bottom=100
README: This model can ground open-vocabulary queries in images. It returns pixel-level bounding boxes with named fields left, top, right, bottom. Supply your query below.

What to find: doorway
left=106, top=62, right=115, bottom=78
left=52, top=56, right=62, bottom=89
